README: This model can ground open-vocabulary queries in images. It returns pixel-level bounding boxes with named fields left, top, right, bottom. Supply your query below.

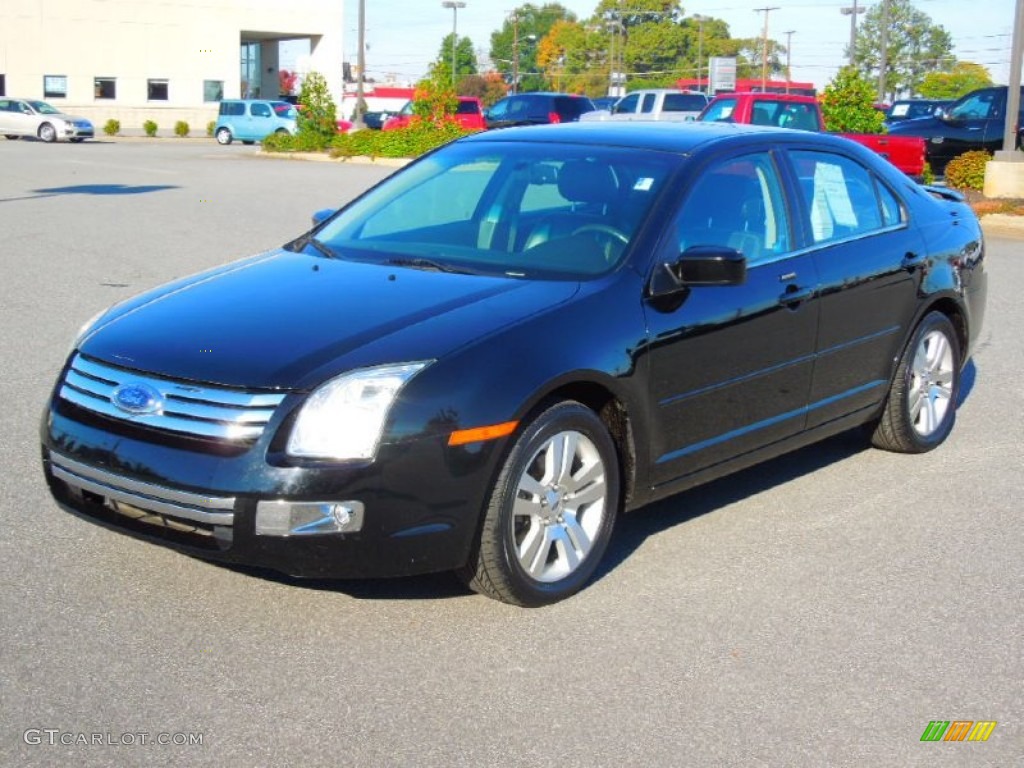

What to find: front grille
left=59, top=353, right=286, bottom=442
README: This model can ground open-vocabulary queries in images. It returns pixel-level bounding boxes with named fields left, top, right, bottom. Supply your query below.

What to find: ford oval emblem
left=111, top=382, right=164, bottom=415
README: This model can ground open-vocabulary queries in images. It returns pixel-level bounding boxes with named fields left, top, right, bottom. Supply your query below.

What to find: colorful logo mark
left=920, top=721, right=997, bottom=742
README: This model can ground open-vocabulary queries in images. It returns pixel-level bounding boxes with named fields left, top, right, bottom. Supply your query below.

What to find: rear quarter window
left=219, top=102, right=245, bottom=117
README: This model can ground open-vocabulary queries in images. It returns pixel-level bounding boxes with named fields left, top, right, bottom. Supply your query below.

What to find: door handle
left=779, top=283, right=812, bottom=307
left=902, top=251, right=924, bottom=272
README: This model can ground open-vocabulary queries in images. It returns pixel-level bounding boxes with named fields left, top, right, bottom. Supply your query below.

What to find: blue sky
left=285, top=0, right=1016, bottom=90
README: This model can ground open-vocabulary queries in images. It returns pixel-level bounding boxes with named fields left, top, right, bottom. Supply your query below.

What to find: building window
left=147, top=79, right=169, bottom=101
left=94, top=77, right=116, bottom=99
left=0, top=74, right=5, bottom=96
left=44, top=75, right=68, bottom=98
left=203, top=80, right=224, bottom=102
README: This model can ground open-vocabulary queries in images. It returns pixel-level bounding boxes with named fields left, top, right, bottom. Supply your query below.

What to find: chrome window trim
left=50, top=452, right=235, bottom=526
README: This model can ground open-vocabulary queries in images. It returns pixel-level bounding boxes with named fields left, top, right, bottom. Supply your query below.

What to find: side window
left=250, top=102, right=271, bottom=118
left=700, top=98, right=737, bottom=122
left=875, top=179, right=904, bottom=227
left=676, top=152, right=790, bottom=264
left=640, top=94, right=656, bottom=113
left=614, top=94, right=639, bottom=114
left=790, top=151, right=888, bottom=244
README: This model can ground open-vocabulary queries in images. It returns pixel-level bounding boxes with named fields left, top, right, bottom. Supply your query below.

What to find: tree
left=820, top=66, right=885, bottom=133
left=296, top=72, right=337, bottom=138
left=490, top=3, right=576, bottom=92
left=851, top=0, right=953, bottom=99
left=919, top=61, right=993, bottom=100
left=412, top=62, right=458, bottom=124
left=457, top=72, right=508, bottom=106
left=278, top=69, right=299, bottom=96
left=436, top=34, right=478, bottom=78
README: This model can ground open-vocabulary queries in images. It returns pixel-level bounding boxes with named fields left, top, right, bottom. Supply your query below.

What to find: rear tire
left=69, top=138, right=85, bottom=143
left=241, top=140, right=255, bottom=145
left=38, top=123, right=57, bottom=143
left=458, top=401, right=620, bottom=606
left=4, top=135, right=19, bottom=140
left=215, top=127, right=232, bottom=145
left=871, top=312, right=960, bottom=453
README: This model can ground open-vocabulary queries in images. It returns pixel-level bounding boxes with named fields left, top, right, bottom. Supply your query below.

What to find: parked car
left=42, top=122, right=986, bottom=606
left=591, top=96, right=618, bottom=111
left=886, top=86, right=1024, bottom=174
left=884, top=98, right=952, bottom=127
left=382, top=97, right=485, bottom=131
left=484, top=92, right=595, bottom=128
left=583, top=89, right=709, bottom=122
left=214, top=99, right=298, bottom=145
left=697, top=92, right=927, bottom=177
left=0, top=98, right=94, bottom=142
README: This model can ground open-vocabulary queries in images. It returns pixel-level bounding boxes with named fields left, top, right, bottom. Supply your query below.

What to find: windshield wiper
left=384, top=257, right=472, bottom=274
left=289, top=234, right=338, bottom=259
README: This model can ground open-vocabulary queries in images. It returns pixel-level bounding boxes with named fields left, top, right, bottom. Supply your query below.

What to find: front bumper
left=61, top=123, right=94, bottom=139
left=41, top=400, right=501, bottom=579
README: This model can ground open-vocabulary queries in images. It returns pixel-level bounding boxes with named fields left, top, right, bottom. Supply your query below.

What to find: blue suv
left=214, top=100, right=297, bottom=145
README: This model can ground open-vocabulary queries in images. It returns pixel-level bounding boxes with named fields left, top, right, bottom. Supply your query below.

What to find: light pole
left=840, top=0, right=865, bottom=67
left=354, top=0, right=366, bottom=129
left=442, top=1, right=466, bottom=87
left=878, top=0, right=889, bottom=102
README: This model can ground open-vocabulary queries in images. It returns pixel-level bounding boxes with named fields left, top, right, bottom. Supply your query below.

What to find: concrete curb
left=980, top=214, right=1024, bottom=239
left=258, top=151, right=412, bottom=168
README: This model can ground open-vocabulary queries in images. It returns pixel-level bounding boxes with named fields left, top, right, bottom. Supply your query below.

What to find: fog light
left=255, top=500, right=365, bottom=536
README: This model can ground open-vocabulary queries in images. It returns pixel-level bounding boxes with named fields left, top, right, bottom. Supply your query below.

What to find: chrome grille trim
left=50, top=452, right=235, bottom=526
left=59, top=353, right=286, bottom=441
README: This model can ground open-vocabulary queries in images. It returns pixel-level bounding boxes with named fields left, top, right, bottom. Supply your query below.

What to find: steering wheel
left=572, top=224, right=629, bottom=244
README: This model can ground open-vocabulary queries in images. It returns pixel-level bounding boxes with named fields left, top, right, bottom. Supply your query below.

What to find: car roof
left=460, top=120, right=853, bottom=155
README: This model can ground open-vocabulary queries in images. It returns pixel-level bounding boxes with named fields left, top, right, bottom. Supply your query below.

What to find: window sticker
left=634, top=177, right=654, bottom=192
left=810, top=162, right=858, bottom=242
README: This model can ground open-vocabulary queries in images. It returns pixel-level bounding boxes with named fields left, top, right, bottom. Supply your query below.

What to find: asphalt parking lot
left=1, top=137, right=1021, bottom=767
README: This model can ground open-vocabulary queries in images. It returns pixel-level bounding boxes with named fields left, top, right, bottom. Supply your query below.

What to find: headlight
left=68, top=306, right=109, bottom=355
left=286, top=362, right=430, bottom=460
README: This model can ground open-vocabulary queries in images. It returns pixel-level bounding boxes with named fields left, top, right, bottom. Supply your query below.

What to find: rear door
left=785, top=148, right=926, bottom=427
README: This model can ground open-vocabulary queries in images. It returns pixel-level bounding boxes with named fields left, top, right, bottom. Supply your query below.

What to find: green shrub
left=944, top=150, right=991, bottom=191
left=103, top=119, right=120, bottom=137
left=174, top=120, right=190, bottom=137
left=330, top=121, right=471, bottom=159
left=820, top=66, right=885, bottom=134
left=206, top=120, right=216, bottom=137
left=920, top=162, right=935, bottom=186
left=143, top=120, right=158, bottom=137
left=296, top=71, right=337, bottom=139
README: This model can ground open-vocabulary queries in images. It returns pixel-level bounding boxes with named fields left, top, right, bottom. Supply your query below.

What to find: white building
left=0, top=0, right=343, bottom=134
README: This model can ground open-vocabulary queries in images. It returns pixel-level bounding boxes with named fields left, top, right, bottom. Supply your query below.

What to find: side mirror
left=673, top=245, right=747, bottom=286
left=650, top=245, right=746, bottom=296
left=311, top=208, right=336, bottom=226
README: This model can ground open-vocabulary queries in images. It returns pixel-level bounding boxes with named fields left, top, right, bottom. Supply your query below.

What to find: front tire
left=215, top=127, right=232, bottom=145
left=459, top=401, right=620, bottom=606
left=38, top=123, right=57, bottom=143
left=871, top=312, right=961, bottom=453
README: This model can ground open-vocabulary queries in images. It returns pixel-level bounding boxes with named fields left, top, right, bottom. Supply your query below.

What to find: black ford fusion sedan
left=41, top=122, right=986, bottom=606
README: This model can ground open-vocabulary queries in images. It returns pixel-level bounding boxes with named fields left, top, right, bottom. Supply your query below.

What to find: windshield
left=314, top=141, right=678, bottom=279
left=698, top=98, right=737, bottom=122
left=28, top=100, right=61, bottom=115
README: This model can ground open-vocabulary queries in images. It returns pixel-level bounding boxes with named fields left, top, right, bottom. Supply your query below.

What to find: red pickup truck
left=697, top=92, right=926, bottom=177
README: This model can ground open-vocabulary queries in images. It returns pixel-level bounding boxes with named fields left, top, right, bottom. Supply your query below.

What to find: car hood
left=78, top=249, right=580, bottom=390
left=885, top=116, right=942, bottom=135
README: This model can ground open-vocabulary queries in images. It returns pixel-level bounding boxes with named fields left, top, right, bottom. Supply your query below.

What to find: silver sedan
left=0, top=97, right=94, bottom=142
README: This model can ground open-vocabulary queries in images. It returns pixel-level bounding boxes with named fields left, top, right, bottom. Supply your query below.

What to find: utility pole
left=754, top=7, right=778, bottom=92
left=354, top=0, right=366, bottom=129
left=695, top=14, right=708, bottom=93
left=442, top=2, right=466, bottom=87
left=878, top=0, right=889, bottom=102
left=784, top=30, right=795, bottom=93
left=840, top=0, right=865, bottom=66
left=511, top=11, right=519, bottom=94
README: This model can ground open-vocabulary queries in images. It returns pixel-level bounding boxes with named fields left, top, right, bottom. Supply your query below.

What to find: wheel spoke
left=909, top=386, right=924, bottom=422
left=561, top=512, right=592, bottom=558
left=563, top=459, right=602, bottom=496
left=517, top=472, right=545, bottom=500
left=933, top=369, right=954, bottom=387
left=921, top=394, right=939, bottom=434
left=568, top=476, right=606, bottom=508
left=926, top=334, right=949, bottom=372
left=551, top=526, right=581, bottom=574
left=517, top=520, right=552, bottom=578
left=513, top=493, right=543, bottom=521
